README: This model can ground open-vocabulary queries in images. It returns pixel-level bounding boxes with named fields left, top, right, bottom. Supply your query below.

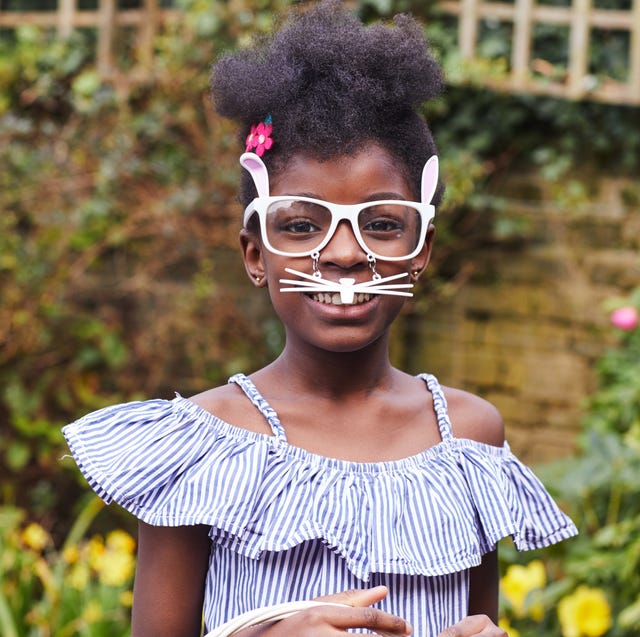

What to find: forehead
left=270, top=144, right=414, bottom=202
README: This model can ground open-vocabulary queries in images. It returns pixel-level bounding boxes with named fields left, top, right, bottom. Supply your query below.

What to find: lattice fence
left=0, top=0, right=179, bottom=78
left=1, top=0, right=639, bottom=104
left=438, top=0, right=640, bottom=105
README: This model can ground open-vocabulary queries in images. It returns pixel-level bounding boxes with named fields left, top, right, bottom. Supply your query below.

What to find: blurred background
left=1, top=0, right=639, bottom=635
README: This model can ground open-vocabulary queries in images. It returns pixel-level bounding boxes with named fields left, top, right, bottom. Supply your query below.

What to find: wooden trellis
left=438, top=0, right=640, bottom=104
left=0, top=0, right=179, bottom=78
left=1, top=0, right=639, bottom=104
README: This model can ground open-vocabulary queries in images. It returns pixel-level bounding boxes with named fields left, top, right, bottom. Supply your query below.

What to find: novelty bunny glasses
left=240, top=152, right=438, bottom=303
left=243, top=196, right=434, bottom=261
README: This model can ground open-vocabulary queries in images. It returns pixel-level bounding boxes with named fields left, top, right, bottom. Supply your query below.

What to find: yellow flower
left=81, top=600, right=102, bottom=623
left=98, top=548, right=135, bottom=587
left=68, top=562, right=90, bottom=590
left=119, top=590, right=134, bottom=607
left=499, top=617, right=521, bottom=637
left=558, top=586, right=611, bottom=637
left=87, top=535, right=105, bottom=572
left=21, top=523, right=50, bottom=552
left=106, top=529, right=136, bottom=554
left=501, top=560, right=546, bottom=617
left=85, top=529, right=137, bottom=586
left=62, top=545, right=80, bottom=564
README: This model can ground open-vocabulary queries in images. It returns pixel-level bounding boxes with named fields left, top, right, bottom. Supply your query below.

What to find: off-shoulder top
left=62, top=373, right=577, bottom=636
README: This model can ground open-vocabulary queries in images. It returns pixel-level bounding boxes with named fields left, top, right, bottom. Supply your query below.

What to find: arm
left=434, top=551, right=505, bottom=637
left=132, top=521, right=211, bottom=637
left=438, top=390, right=506, bottom=636
left=468, top=549, right=499, bottom=622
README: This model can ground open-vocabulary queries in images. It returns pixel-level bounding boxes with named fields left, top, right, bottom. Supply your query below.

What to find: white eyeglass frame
left=243, top=196, right=435, bottom=261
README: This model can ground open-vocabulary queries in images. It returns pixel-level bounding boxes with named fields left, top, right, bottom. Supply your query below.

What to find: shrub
left=500, top=288, right=640, bottom=637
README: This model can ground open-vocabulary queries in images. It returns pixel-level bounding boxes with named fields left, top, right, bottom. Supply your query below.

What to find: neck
left=266, top=333, right=397, bottom=398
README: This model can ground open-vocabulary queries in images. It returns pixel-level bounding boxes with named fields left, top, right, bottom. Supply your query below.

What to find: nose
left=320, top=220, right=367, bottom=269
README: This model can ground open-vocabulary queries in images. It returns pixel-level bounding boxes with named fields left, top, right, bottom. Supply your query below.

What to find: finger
left=437, top=614, right=507, bottom=637
left=315, top=585, right=389, bottom=607
left=325, top=605, right=412, bottom=637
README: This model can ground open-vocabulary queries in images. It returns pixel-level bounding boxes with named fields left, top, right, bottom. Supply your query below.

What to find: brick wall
left=408, top=175, right=640, bottom=463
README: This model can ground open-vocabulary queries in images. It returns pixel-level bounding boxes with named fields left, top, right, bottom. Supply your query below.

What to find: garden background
left=1, top=0, right=639, bottom=635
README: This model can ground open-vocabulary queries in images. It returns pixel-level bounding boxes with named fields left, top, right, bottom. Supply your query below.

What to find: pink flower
left=610, top=306, right=639, bottom=331
left=245, top=121, right=273, bottom=157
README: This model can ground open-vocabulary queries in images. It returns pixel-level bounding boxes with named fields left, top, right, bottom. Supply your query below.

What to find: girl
left=62, top=2, right=577, bottom=636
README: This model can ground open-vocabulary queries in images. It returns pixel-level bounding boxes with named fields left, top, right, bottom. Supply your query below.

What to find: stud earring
left=254, top=275, right=262, bottom=284
left=412, top=270, right=420, bottom=279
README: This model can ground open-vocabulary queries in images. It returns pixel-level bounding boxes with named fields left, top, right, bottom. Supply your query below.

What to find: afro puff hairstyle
left=210, top=0, right=444, bottom=207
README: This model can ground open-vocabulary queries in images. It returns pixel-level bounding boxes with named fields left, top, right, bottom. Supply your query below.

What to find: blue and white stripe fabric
left=62, top=373, right=577, bottom=636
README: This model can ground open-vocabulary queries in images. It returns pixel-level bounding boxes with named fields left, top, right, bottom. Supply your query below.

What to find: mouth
left=309, top=292, right=372, bottom=306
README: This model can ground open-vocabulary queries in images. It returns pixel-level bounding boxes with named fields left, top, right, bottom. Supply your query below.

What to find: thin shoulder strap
left=420, top=373, right=454, bottom=441
left=227, top=373, right=288, bottom=443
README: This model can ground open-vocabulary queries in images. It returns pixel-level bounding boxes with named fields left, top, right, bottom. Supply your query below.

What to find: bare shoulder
left=189, top=381, right=240, bottom=408
left=188, top=381, right=272, bottom=435
left=441, top=385, right=505, bottom=447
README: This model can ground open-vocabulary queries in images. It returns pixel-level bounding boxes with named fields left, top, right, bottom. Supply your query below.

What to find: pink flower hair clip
left=245, top=115, right=273, bottom=157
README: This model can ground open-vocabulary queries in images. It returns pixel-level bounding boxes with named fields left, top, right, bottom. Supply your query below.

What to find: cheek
left=261, top=259, right=294, bottom=304
left=262, top=255, right=279, bottom=281
left=265, top=283, right=307, bottom=327
left=263, top=254, right=312, bottom=280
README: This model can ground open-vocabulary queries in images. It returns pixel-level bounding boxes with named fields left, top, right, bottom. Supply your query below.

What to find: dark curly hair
left=210, top=0, right=444, bottom=207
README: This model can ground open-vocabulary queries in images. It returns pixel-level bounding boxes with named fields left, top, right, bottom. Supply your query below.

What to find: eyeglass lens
left=264, top=199, right=423, bottom=258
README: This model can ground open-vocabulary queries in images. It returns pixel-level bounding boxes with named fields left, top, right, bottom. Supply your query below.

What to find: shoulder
left=188, top=381, right=243, bottom=417
left=188, top=379, right=272, bottom=435
left=189, top=381, right=239, bottom=408
left=441, top=385, right=505, bottom=447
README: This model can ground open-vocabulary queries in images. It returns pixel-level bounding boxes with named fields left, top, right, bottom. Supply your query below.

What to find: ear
left=240, top=228, right=267, bottom=287
left=410, top=224, right=436, bottom=281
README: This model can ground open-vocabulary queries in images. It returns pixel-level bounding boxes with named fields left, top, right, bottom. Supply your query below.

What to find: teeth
left=311, top=292, right=371, bottom=305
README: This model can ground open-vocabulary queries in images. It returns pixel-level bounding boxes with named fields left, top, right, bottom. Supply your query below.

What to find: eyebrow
left=364, top=192, right=409, bottom=202
left=280, top=192, right=410, bottom=203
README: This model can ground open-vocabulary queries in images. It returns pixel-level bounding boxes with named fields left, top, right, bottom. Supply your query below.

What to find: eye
left=360, top=203, right=411, bottom=236
left=282, top=218, right=321, bottom=234
left=363, top=218, right=404, bottom=232
left=268, top=199, right=328, bottom=234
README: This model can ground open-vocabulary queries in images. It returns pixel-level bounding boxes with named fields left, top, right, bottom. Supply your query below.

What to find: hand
left=246, top=586, right=412, bottom=636
left=437, top=615, right=507, bottom=637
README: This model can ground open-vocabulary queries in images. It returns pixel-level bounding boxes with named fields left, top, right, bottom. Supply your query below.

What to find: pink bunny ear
left=240, top=152, right=270, bottom=198
left=421, top=155, right=439, bottom=204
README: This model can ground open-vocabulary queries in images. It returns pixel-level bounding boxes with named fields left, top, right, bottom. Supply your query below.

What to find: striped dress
left=62, top=373, right=577, bottom=636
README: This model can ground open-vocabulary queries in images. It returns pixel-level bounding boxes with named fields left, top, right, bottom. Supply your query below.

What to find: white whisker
left=279, top=268, right=414, bottom=302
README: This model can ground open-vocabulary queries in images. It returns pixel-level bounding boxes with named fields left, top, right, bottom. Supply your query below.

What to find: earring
left=411, top=270, right=420, bottom=279
left=254, top=275, right=262, bottom=284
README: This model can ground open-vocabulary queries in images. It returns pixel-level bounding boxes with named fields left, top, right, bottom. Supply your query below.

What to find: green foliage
left=0, top=497, right=135, bottom=637
left=0, top=0, right=293, bottom=522
left=0, top=2, right=639, bottom=633
left=500, top=290, right=640, bottom=637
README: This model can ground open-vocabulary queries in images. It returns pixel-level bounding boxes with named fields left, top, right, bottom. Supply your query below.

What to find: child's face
left=240, top=142, right=434, bottom=354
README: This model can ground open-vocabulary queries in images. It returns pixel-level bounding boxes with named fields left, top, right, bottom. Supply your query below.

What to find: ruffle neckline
left=173, top=391, right=456, bottom=473
left=62, top=374, right=577, bottom=581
